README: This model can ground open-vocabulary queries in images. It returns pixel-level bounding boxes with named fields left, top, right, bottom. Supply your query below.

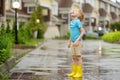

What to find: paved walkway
left=10, top=40, right=120, bottom=80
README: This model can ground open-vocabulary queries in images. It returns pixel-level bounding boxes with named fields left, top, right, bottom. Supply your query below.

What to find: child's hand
left=68, top=43, right=71, bottom=48
left=73, top=40, right=79, bottom=47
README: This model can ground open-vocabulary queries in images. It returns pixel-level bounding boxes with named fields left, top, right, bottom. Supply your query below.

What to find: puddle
left=10, top=40, right=120, bottom=80
left=10, top=72, right=33, bottom=79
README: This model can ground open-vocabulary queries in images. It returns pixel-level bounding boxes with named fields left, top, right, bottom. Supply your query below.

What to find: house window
left=99, top=21, right=104, bottom=27
left=79, top=0, right=84, bottom=3
left=27, top=7, right=35, bottom=13
left=73, top=0, right=84, bottom=3
left=111, top=6, right=116, bottom=12
left=84, top=18, right=89, bottom=26
left=5, top=0, right=11, bottom=10
left=85, top=0, right=94, bottom=7
left=62, top=14, right=68, bottom=19
left=52, top=1, right=58, bottom=16
left=42, top=8, right=48, bottom=16
left=99, top=1, right=107, bottom=9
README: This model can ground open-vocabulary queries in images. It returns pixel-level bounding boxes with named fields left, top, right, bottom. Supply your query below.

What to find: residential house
left=54, top=0, right=73, bottom=37
left=57, top=0, right=73, bottom=23
left=77, top=0, right=120, bottom=32
left=0, top=0, right=58, bottom=29
left=22, top=0, right=58, bottom=22
left=5, top=0, right=30, bottom=28
left=57, top=0, right=120, bottom=33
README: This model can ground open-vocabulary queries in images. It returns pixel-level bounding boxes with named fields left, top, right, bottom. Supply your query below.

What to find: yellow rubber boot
left=67, top=64, right=77, bottom=77
left=73, top=65, right=82, bottom=78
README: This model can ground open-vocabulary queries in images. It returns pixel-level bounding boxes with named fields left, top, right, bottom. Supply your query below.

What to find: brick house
left=0, top=0, right=58, bottom=28
left=57, top=0, right=120, bottom=33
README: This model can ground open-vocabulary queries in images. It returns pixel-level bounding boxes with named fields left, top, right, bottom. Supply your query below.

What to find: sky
left=111, top=0, right=120, bottom=2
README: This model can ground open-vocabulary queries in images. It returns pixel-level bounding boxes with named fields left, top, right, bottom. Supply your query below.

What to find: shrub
left=18, top=21, right=34, bottom=44
left=18, top=27, right=31, bottom=44
left=0, top=33, right=13, bottom=65
left=54, top=35, right=69, bottom=40
left=102, top=31, right=120, bottom=43
left=37, top=24, right=47, bottom=39
left=0, top=72, right=9, bottom=79
left=25, top=4, right=46, bottom=39
left=0, top=22, right=5, bottom=34
left=18, top=28, right=27, bottom=44
left=66, top=30, right=70, bottom=39
left=85, top=34, right=101, bottom=40
left=110, top=21, right=120, bottom=31
left=6, top=21, right=11, bottom=33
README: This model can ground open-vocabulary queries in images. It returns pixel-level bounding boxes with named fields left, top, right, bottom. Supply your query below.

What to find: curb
left=0, top=40, right=46, bottom=77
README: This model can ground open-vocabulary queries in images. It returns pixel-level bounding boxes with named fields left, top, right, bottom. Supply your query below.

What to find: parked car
left=98, top=27, right=104, bottom=36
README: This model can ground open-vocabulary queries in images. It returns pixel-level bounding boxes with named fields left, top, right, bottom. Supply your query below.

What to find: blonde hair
left=78, top=9, right=84, bottom=22
left=71, top=3, right=84, bottom=22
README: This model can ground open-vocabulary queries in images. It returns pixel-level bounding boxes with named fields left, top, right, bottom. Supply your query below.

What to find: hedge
left=102, top=31, right=120, bottom=43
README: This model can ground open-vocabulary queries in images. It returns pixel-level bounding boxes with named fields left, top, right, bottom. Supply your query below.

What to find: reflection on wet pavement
left=10, top=40, right=120, bottom=80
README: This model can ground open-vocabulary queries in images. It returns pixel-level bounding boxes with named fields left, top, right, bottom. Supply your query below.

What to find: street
left=10, top=40, right=120, bottom=80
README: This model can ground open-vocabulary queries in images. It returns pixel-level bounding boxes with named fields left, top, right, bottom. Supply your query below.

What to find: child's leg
left=73, top=55, right=77, bottom=64
left=73, top=55, right=82, bottom=78
left=75, top=41, right=82, bottom=65
left=67, top=55, right=77, bottom=77
left=68, top=44, right=77, bottom=77
left=73, top=41, right=83, bottom=78
left=76, top=55, right=82, bottom=65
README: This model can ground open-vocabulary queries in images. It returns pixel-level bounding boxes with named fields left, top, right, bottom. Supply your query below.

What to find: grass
left=54, top=36, right=69, bottom=40
left=25, top=38, right=44, bottom=46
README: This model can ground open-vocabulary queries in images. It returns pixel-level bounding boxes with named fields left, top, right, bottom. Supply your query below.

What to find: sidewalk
left=9, top=40, right=120, bottom=80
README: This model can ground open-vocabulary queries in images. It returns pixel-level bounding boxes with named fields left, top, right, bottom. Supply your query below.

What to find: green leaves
left=0, top=33, right=13, bottom=65
left=110, top=21, right=120, bottom=31
left=0, top=72, right=9, bottom=79
left=26, top=4, right=46, bottom=39
left=102, top=32, right=120, bottom=43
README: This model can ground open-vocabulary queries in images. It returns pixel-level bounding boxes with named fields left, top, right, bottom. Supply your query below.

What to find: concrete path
left=10, top=40, right=120, bottom=80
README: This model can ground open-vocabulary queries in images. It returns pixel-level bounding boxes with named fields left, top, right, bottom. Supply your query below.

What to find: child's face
left=70, top=9, right=79, bottom=17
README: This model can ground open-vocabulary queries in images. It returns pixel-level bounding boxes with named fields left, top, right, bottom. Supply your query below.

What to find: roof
left=6, top=9, right=30, bottom=18
left=57, top=0, right=73, bottom=8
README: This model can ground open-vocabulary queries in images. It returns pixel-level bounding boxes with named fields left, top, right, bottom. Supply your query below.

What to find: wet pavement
left=10, top=40, right=120, bottom=80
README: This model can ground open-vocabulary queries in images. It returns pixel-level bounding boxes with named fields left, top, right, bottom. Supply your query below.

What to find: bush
left=25, top=4, right=46, bottom=39
left=6, top=21, right=11, bottom=33
left=0, top=33, right=13, bottom=65
left=102, top=31, right=120, bottom=43
left=67, top=30, right=70, bottom=39
left=85, top=34, right=101, bottom=40
left=18, top=28, right=27, bottom=44
left=0, top=72, right=9, bottom=79
left=110, top=21, right=120, bottom=31
left=0, top=22, right=5, bottom=34
left=18, top=21, right=34, bottom=44
left=37, top=24, right=47, bottom=39
left=54, top=35, right=69, bottom=40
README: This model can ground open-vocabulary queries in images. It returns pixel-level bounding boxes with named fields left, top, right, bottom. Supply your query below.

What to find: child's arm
left=76, top=27, right=85, bottom=41
left=68, top=39, right=72, bottom=48
left=73, top=27, right=85, bottom=46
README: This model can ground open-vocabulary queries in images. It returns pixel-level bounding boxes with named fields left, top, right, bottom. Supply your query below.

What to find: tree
left=26, top=4, right=45, bottom=39
left=6, top=19, right=11, bottom=33
left=0, top=21, right=5, bottom=34
left=36, top=4, right=44, bottom=38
